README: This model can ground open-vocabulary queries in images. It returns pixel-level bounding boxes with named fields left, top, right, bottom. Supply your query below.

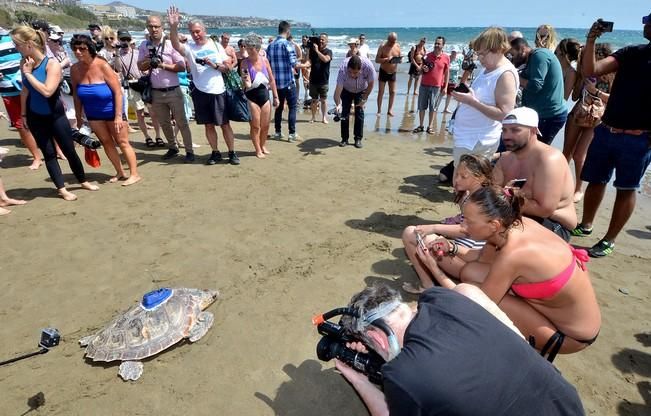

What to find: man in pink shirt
left=138, top=15, right=195, bottom=162
left=413, top=36, right=449, bottom=134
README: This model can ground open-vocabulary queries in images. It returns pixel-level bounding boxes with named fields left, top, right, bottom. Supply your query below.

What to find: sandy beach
left=1, top=84, right=650, bottom=415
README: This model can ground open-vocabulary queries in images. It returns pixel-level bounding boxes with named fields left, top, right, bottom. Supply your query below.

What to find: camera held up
left=314, top=315, right=384, bottom=385
left=306, top=33, right=321, bottom=49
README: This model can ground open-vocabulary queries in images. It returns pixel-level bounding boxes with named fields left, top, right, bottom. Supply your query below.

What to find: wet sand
left=0, top=85, right=650, bottom=415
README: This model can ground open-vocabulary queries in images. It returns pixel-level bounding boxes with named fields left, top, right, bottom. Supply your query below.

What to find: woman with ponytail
left=11, top=25, right=98, bottom=200
left=411, top=185, right=601, bottom=361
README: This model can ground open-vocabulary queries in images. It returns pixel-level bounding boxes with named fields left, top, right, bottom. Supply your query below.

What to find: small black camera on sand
left=39, top=328, right=61, bottom=349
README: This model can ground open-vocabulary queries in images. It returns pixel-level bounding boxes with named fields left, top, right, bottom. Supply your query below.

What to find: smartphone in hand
left=597, top=19, right=614, bottom=32
left=390, top=56, right=403, bottom=64
left=454, top=83, right=470, bottom=93
left=511, top=178, right=527, bottom=188
left=415, top=233, right=427, bottom=251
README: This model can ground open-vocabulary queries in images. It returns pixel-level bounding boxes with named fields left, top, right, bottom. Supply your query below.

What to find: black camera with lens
left=121, top=77, right=130, bottom=89
left=71, top=128, right=101, bottom=149
left=327, top=107, right=345, bottom=122
left=306, top=34, right=321, bottom=49
left=195, top=57, right=206, bottom=66
left=315, top=318, right=384, bottom=385
left=148, top=45, right=162, bottom=69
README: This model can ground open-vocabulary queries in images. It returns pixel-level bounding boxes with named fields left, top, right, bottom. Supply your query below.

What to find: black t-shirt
left=309, top=47, right=332, bottom=86
left=601, top=43, right=651, bottom=130
left=382, top=288, right=585, bottom=416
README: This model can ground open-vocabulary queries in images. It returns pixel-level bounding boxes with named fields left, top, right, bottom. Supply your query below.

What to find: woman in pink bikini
left=411, top=185, right=601, bottom=361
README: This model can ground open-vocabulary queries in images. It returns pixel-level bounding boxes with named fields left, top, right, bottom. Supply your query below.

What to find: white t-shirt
left=358, top=43, right=370, bottom=59
left=183, top=39, right=228, bottom=94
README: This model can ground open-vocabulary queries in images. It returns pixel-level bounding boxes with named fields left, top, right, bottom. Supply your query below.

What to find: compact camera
left=195, top=58, right=206, bottom=66
left=39, top=328, right=60, bottom=349
left=315, top=317, right=384, bottom=385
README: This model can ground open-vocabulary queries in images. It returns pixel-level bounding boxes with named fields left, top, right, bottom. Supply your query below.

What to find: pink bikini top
left=511, top=246, right=589, bottom=299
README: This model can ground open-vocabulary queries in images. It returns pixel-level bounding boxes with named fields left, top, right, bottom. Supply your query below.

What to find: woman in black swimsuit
left=240, top=34, right=279, bottom=158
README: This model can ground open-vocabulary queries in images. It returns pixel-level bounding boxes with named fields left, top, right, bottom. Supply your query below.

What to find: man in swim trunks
left=493, top=107, right=577, bottom=241
left=375, top=32, right=401, bottom=116
left=219, top=33, right=237, bottom=70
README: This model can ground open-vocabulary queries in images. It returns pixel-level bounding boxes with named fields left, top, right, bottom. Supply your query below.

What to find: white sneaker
left=273, top=132, right=284, bottom=140
left=288, top=133, right=298, bottom=142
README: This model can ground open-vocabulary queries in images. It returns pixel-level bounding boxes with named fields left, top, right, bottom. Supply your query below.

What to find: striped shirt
left=266, top=35, right=297, bottom=89
left=0, top=34, right=22, bottom=97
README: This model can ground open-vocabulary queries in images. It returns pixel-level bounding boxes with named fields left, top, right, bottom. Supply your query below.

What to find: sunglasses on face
left=104, top=37, right=114, bottom=41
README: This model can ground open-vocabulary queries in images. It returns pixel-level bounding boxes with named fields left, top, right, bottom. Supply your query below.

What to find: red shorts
left=2, top=95, right=24, bottom=129
left=446, top=83, right=457, bottom=95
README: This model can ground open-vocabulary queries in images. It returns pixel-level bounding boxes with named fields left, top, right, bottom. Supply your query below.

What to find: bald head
left=388, top=32, right=397, bottom=42
left=508, top=30, right=523, bottom=42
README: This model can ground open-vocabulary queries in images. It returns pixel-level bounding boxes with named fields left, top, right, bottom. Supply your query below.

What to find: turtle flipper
left=188, top=311, right=214, bottom=342
left=78, top=335, right=95, bottom=347
left=118, top=361, right=144, bottom=381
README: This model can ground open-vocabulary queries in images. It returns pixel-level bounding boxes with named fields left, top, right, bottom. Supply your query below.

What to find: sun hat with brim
left=502, top=107, right=541, bottom=134
left=50, top=25, right=63, bottom=34
left=48, top=32, right=61, bottom=40
left=347, top=37, right=359, bottom=45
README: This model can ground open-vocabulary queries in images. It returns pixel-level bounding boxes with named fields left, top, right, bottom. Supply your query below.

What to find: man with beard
left=493, top=107, right=577, bottom=241
left=412, top=36, right=449, bottom=134
left=509, top=37, right=567, bottom=145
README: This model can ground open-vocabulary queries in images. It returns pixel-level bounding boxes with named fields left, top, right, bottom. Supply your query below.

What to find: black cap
left=88, top=23, right=101, bottom=30
left=117, top=29, right=131, bottom=39
left=31, top=20, right=50, bottom=33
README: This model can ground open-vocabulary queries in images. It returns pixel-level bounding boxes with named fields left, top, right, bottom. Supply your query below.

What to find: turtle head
left=194, top=289, right=220, bottom=310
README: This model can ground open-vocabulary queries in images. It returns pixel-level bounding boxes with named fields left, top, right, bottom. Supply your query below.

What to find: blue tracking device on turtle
left=141, top=288, right=173, bottom=310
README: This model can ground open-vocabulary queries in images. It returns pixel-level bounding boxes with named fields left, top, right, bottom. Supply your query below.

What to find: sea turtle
left=79, top=288, right=219, bottom=381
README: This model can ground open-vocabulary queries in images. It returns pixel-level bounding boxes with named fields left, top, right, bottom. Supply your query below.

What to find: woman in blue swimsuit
left=70, top=35, right=141, bottom=186
left=11, top=26, right=99, bottom=201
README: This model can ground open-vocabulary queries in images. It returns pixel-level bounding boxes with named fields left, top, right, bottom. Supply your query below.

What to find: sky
left=111, top=1, right=650, bottom=30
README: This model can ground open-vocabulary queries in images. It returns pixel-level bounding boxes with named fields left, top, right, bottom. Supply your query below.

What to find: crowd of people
left=1, top=11, right=650, bottom=414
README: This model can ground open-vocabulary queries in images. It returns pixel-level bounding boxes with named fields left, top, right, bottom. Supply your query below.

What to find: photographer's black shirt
left=309, top=47, right=333, bottom=86
left=601, top=43, right=651, bottom=130
left=382, top=288, right=584, bottom=416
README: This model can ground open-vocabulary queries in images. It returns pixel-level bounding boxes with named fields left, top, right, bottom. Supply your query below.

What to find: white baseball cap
left=502, top=107, right=541, bottom=133
left=347, top=37, right=359, bottom=45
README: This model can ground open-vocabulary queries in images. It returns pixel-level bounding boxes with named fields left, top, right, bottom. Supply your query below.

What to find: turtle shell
left=84, top=288, right=211, bottom=362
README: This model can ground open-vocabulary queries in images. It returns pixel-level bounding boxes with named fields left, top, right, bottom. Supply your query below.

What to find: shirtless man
left=375, top=32, right=401, bottom=116
left=493, top=107, right=577, bottom=241
left=220, top=33, right=237, bottom=70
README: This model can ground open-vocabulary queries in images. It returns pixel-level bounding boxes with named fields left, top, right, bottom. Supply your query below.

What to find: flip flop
left=155, top=138, right=165, bottom=147
left=402, top=282, right=426, bottom=295
left=145, top=138, right=156, bottom=148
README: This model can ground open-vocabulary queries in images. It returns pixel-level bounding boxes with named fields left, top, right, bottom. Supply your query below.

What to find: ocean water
left=209, top=26, right=646, bottom=58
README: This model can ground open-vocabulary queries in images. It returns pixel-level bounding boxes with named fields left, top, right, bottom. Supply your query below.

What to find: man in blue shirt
left=267, top=21, right=305, bottom=142
left=0, top=27, right=42, bottom=169
left=510, top=38, right=567, bottom=145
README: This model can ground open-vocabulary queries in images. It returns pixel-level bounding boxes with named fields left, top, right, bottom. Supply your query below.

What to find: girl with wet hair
left=410, top=185, right=601, bottom=361
left=11, top=25, right=99, bottom=201
left=402, top=154, right=493, bottom=294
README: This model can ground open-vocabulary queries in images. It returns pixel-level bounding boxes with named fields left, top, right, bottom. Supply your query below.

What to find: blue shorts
left=580, top=125, right=651, bottom=190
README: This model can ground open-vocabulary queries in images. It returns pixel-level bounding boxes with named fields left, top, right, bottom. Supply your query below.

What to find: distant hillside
left=104, top=1, right=311, bottom=28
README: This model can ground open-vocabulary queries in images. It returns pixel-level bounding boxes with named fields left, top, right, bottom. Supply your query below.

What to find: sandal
left=412, top=126, right=424, bottom=133
left=145, top=138, right=156, bottom=148
left=402, top=282, right=426, bottom=295
left=155, top=138, right=165, bottom=147
left=426, top=127, right=434, bottom=134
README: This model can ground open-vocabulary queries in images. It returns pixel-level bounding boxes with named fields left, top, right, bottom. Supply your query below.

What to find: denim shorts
left=580, top=125, right=651, bottom=190
left=417, top=85, right=441, bottom=112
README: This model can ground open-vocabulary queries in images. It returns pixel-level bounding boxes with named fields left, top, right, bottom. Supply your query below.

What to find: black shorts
left=379, top=68, right=397, bottom=82
left=309, top=84, right=328, bottom=100
left=191, top=88, right=229, bottom=126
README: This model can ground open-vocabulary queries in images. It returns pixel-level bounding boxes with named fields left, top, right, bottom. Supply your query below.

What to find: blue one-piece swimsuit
left=76, top=83, right=115, bottom=120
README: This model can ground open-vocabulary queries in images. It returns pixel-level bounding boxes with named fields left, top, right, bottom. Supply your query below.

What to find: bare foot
left=121, top=175, right=142, bottom=186
left=573, top=191, right=584, bottom=203
left=256, top=152, right=266, bottom=159
left=322, top=118, right=329, bottom=124
left=80, top=182, right=99, bottom=191
left=443, top=109, right=452, bottom=114
left=0, top=206, right=11, bottom=216
left=387, top=111, right=395, bottom=117
left=262, top=147, right=271, bottom=155
left=58, top=188, right=78, bottom=201
left=413, top=92, right=418, bottom=96
left=109, top=175, right=127, bottom=184
left=29, top=159, right=42, bottom=170
left=376, top=113, right=381, bottom=117
left=57, top=154, right=67, bottom=161
left=0, top=197, right=27, bottom=206
left=309, top=118, right=315, bottom=123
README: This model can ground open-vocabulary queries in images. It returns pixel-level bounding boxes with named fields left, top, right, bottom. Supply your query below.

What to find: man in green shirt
left=510, top=38, right=567, bottom=145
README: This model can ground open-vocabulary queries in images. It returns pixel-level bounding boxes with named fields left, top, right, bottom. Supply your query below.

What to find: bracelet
left=447, top=241, right=459, bottom=257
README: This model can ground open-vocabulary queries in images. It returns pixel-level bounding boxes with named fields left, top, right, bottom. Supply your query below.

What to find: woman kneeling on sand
left=410, top=185, right=601, bottom=361
left=402, top=154, right=492, bottom=294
